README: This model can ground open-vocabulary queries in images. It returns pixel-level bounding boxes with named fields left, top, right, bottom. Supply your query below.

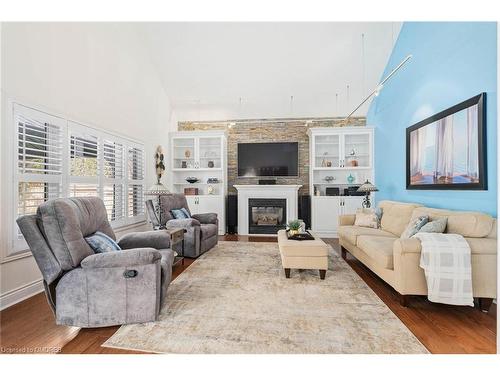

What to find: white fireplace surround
left=233, top=185, right=302, bottom=235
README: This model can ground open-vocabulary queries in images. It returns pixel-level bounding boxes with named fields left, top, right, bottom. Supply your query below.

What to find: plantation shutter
left=127, top=146, right=145, bottom=218
left=15, top=105, right=64, bottom=243
left=103, top=139, right=125, bottom=223
left=68, top=122, right=100, bottom=199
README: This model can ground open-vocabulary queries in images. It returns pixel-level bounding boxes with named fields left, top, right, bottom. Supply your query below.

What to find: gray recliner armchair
left=155, top=194, right=218, bottom=258
left=16, top=197, right=175, bottom=328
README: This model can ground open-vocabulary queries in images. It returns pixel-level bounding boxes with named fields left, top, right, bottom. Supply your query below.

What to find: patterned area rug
left=103, top=241, right=428, bottom=353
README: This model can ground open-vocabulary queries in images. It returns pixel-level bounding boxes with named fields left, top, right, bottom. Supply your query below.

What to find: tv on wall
left=406, top=93, right=486, bottom=190
left=238, top=142, right=299, bottom=177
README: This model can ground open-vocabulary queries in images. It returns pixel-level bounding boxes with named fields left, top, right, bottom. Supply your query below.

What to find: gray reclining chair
left=16, top=197, right=175, bottom=328
left=158, top=194, right=218, bottom=258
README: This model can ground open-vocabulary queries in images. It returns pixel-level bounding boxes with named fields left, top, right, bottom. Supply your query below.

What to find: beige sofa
left=338, top=200, right=497, bottom=311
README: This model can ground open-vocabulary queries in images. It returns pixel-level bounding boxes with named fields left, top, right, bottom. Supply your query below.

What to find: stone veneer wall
left=178, top=117, right=366, bottom=195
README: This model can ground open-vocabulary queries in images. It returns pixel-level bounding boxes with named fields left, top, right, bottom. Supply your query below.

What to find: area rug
left=103, top=241, right=428, bottom=353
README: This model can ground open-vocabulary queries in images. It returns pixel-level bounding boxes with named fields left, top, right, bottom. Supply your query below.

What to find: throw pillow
left=180, top=207, right=191, bottom=218
left=357, top=207, right=383, bottom=226
left=400, top=215, right=429, bottom=239
left=354, top=211, right=379, bottom=229
left=418, top=217, right=448, bottom=234
left=171, top=208, right=189, bottom=219
left=85, top=231, right=121, bottom=253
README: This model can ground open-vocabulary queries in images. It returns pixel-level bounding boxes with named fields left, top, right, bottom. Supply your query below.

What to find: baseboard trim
left=0, top=279, right=44, bottom=311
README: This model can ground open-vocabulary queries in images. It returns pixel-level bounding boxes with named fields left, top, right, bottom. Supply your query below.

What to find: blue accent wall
left=367, top=22, right=497, bottom=216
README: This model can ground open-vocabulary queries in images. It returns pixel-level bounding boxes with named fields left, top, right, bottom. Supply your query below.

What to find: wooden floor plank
left=0, top=236, right=496, bottom=354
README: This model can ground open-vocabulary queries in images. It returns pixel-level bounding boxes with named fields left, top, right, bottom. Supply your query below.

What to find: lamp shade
left=357, top=180, right=378, bottom=193
left=146, top=182, right=171, bottom=196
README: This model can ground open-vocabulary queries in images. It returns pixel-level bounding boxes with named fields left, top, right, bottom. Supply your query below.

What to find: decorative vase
left=184, top=149, right=191, bottom=158
left=208, top=160, right=214, bottom=168
left=347, top=174, right=355, bottom=184
left=289, top=229, right=299, bottom=236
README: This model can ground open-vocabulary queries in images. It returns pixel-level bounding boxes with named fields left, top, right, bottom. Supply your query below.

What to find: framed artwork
left=406, top=93, right=486, bottom=190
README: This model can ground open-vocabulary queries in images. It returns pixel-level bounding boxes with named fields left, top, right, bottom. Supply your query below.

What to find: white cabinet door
left=196, top=195, right=225, bottom=235
left=186, top=196, right=199, bottom=214
left=197, top=196, right=221, bottom=215
left=342, top=196, right=364, bottom=215
left=312, top=197, right=340, bottom=235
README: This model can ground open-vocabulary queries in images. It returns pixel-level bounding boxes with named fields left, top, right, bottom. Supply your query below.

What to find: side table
left=167, top=228, right=186, bottom=267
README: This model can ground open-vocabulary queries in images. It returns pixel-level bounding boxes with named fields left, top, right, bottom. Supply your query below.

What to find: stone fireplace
left=248, top=198, right=287, bottom=234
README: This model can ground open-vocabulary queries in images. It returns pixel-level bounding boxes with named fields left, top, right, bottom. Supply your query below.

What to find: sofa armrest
left=393, top=238, right=422, bottom=255
left=339, top=214, right=356, bottom=226
left=118, top=230, right=170, bottom=250
left=81, top=248, right=161, bottom=269
left=191, top=213, right=218, bottom=225
left=166, top=218, right=201, bottom=229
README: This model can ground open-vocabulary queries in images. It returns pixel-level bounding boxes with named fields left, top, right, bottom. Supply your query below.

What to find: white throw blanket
left=414, top=233, right=474, bottom=306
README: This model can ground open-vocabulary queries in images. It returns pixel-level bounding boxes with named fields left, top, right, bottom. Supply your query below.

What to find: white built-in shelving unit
left=168, top=130, right=227, bottom=235
left=308, top=127, right=374, bottom=237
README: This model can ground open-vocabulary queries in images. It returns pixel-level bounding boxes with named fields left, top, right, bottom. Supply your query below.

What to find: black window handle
left=123, top=269, right=138, bottom=278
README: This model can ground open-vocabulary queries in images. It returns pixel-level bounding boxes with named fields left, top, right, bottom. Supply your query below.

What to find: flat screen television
left=237, top=142, right=299, bottom=177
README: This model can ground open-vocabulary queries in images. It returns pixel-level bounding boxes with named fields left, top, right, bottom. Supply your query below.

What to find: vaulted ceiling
left=139, top=22, right=401, bottom=121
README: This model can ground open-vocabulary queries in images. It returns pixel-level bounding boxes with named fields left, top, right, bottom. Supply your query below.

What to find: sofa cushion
left=37, top=197, right=115, bottom=271
left=357, top=235, right=396, bottom=269
left=410, top=207, right=494, bottom=238
left=338, top=225, right=396, bottom=246
left=379, top=201, right=423, bottom=236
left=200, top=223, right=218, bottom=239
left=395, top=236, right=497, bottom=255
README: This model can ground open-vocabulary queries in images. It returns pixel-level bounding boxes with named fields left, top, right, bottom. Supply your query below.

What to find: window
left=103, top=139, right=125, bottom=222
left=15, top=105, right=65, bottom=241
left=127, top=147, right=145, bottom=217
left=13, top=104, right=145, bottom=250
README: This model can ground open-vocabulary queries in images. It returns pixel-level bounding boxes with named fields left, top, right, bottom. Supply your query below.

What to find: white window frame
left=10, top=102, right=146, bottom=255
left=12, top=104, right=67, bottom=253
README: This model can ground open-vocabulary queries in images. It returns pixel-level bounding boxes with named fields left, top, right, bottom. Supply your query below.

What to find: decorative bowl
left=185, top=177, right=199, bottom=184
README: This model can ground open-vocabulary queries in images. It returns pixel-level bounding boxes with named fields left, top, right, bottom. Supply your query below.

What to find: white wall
left=0, top=22, right=174, bottom=308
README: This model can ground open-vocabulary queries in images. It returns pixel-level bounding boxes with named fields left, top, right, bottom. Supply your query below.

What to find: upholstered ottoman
left=277, top=230, right=329, bottom=279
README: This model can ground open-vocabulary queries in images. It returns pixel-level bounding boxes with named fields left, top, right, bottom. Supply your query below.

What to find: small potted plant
left=287, top=219, right=301, bottom=236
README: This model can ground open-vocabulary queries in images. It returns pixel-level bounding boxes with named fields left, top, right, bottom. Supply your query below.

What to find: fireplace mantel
left=233, top=185, right=302, bottom=235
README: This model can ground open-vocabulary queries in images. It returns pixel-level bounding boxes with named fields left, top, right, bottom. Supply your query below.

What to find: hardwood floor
left=0, top=236, right=496, bottom=354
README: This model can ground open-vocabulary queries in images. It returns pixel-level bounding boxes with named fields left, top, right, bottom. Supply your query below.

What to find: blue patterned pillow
left=85, top=231, right=121, bottom=253
left=181, top=208, right=191, bottom=218
left=401, top=215, right=429, bottom=239
left=171, top=208, right=190, bottom=219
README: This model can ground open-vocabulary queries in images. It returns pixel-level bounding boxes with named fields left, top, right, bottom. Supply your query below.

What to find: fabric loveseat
left=17, top=197, right=175, bottom=327
left=338, top=200, right=497, bottom=311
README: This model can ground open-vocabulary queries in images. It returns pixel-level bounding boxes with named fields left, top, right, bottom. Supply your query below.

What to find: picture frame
left=406, top=93, right=487, bottom=190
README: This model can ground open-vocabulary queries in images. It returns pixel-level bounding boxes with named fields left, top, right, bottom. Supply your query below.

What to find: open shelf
left=172, top=168, right=223, bottom=172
